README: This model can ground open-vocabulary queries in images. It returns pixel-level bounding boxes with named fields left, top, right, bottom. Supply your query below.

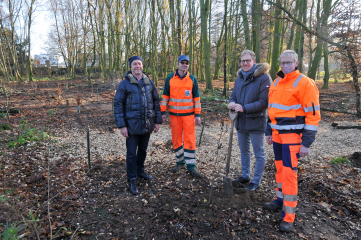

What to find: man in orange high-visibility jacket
left=161, top=55, right=202, bottom=178
left=264, top=50, right=321, bottom=232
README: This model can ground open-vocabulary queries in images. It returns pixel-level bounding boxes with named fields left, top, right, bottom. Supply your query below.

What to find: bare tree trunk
left=188, top=0, right=194, bottom=73
left=346, top=48, right=360, bottom=117
left=27, top=0, right=35, bottom=82
left=269, top=0, right=281, bottom=79
left=176, top=0, right=182, bottom=55
left=241, top=0, right=251, bottom=50
left=222, top=0, right=228, bottom=97
left=322, top=43, right=329, bottom=89
left=200, top=0, right=212, bottom=90
left=252, top=0, right=261, bottom=62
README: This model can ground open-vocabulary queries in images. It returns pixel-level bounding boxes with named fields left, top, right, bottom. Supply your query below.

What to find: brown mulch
left=0, top=77, right=360, bottom=239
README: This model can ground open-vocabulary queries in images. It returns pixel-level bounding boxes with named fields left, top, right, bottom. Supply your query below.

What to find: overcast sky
left=31, top=2, right=52, bottom=57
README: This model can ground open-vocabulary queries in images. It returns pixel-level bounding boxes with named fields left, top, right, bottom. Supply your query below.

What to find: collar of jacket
left=175, top=69, right=188, bottom=79
left=276, top=69, right=301, bottom=82
left=276, top=67, right=299, bottom=79
left=236, top=63, right=270, bottom=80
left=126, top=71, right=150, bottom=85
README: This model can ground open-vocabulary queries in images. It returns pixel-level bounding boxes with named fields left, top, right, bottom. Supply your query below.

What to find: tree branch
left=265, top=0, right=347, bottom=49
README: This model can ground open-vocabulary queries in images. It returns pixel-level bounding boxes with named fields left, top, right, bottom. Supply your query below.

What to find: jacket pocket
left=127, top=118, right=142, bottom=135
left=245, top=113, right=266, bottom=131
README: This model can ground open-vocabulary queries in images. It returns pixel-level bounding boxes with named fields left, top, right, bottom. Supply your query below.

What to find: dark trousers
left=126, top=134, right=151, bottom=180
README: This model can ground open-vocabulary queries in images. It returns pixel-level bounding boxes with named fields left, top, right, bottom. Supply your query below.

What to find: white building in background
left=34, top=54, right=58, bottom=67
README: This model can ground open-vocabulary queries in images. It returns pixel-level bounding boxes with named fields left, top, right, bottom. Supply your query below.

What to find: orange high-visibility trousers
left=169, top=115, right=196, bottom=170
left=272, top=133, right=301, bottom=223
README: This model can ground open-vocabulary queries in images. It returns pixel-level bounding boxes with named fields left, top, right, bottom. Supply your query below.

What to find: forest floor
left=0, top=77, right=360, bottom=239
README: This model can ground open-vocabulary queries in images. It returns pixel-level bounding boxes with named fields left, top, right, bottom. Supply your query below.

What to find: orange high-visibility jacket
left=266, top=70, right=321, bottom=148
left=161, top=71, right=201, bottom=117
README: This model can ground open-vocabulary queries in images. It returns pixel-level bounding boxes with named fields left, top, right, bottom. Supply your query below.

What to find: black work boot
left=263, top=202, right=282, bottom=211
left=244, top=183, right=259, bottom=191
left=137, top=172, right=152, bottom=180
left=172, top=164, right=186, bottom=173
left=188, top=169, right=201, bottom=178
left=279, top=221, right=293, bottom=232
left=128, top=178, right=138, bottom=195
left=235, top=176, right=250, bottom=184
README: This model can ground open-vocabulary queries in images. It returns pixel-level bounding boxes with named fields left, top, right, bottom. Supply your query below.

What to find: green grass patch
left=0, top=123, right=12, bottom=131
left=7, top=119, right=49, bottom=148
left=0, top=222, right=24, bottom=240
left=331, top=156, right=350, bottom=164
left=0, top=112, right=7, bottom=119
left=30, top=76, right=68, bottom=82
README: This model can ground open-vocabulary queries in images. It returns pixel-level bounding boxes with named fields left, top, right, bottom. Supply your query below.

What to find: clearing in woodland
left=0, top=77, right=360, bottom=239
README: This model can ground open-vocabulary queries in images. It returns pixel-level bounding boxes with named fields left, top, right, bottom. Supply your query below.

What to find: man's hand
left=154, top=123, right=159, bottom=133
left=234, top=104, right=243, bottom=112
left=120, top=127, right=128, bottom=138
left=299, top=145, right=309, bottom=157
left=162, top=115, right=167, bottom=123
left=228, top=102, right=235, bottom=110
left=195, top=117, right=201, bottom=126
left=266, top=135, right=273, bottom=145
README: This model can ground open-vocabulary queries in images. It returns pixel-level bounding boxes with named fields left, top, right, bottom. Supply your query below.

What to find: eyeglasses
left=180, top=61, right=189, bottom=65
left=280, top=61, right=294, bottom=66
left=241, top=59, right=252, bottom=64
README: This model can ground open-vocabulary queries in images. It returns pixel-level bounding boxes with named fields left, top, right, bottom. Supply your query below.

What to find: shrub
left=7, top=119, right=49, bottom=148
left=47, top=109, right=55, bottom=117
left=0, top=222, right=22, bottom=240
left=331, top=156, right=350, bottom=164
left=0, top=123, right=12, bottom=131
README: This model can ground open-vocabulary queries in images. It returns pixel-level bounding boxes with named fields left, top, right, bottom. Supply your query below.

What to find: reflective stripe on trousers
left=272, top=133, right=300, bottom=223
left=169, top=115, right=196, bottom=170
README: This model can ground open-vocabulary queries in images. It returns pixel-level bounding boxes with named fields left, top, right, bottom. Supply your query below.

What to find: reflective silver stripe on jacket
left=273, top=78, right=280, bottom=86
left=277, top=183, right=282, bottom=189
left=283, top=194, right=298, bottom=202
left=162, top=98, right=169, bottom=102
left=283, top=205, right=296, bottom=214
left=269, top=103, right=302, bottom=111
left=161, top=102, right=168, bottom=106
left=270, top=123, right=305, bottom=130
left=304, top=124, right=318, bottom=131
left=170, top=98, right=193, bottom=103
left=292, top=74, right=305, bottom=87
left=169, top=105, right=194, bottom=110
left=303, top=105, right=320, bottom=112
left=194, top=100, right=201, bottom=104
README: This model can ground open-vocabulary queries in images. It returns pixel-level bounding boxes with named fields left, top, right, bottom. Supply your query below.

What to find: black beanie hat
left=129, top=56, right=143, bottom=67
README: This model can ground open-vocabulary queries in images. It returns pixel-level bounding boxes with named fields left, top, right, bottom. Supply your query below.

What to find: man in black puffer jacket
left=228, top=50, right=272, bottom=191
left=114, top=56, right=162, bottom=195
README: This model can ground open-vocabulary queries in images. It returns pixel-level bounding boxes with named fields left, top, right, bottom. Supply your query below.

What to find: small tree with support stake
left=76, top=92, right=82, bottom=113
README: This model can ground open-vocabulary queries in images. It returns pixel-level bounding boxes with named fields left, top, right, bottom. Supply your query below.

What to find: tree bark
left=269, top=0, right=281, bottom=80
left=322, top=42, right=329, bottom=88
left=27, top=0, right=35, bottom=82
left=252, top=0, right=261, bottom=61
left=241, top=0, right=252, bottom=50
left=200, top=0, right=212, bottom=90
left=222, top=0, right=228, bottom=97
